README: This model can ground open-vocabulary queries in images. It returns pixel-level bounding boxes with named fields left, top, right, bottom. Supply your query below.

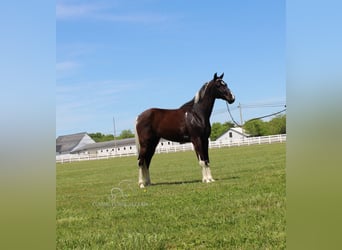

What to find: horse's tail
left=135, top=117, right=140, bottom=156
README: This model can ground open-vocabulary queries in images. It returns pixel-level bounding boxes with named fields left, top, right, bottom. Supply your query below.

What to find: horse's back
left=136, top=108, right=188, bottom=142
left=137, top=108, right=165, bottom=124
left=137, top=108, right=182, bottom=122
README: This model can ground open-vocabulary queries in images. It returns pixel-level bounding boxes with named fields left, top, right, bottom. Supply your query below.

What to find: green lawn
left=57, top=143, right=286, bottom=249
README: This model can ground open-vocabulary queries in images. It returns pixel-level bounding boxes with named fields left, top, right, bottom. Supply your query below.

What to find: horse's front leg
left=201, top=137, right=215, bottom=183
left=193, top=137, right=215, bottom=183
left=200, top=160, right=215, bottom=183
left=203, top=164, right=215, bottom=183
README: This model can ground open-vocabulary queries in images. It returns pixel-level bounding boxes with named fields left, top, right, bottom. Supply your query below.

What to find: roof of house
left=72, top=137, right=136, bottom=153
left=71, top=137, right=174, bottom=153
left=56, top=132, right=93, bottom=153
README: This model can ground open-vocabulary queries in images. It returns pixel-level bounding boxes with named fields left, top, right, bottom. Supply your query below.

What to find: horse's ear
left=214, top=72, right=218, bottom=80
left=219, top=72, right=224, bottom=79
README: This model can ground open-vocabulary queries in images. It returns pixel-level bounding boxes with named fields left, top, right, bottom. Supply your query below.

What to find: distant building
left=72, top=138, right=137, bottom=156
left=216, top=127, right=249, bottom=142
left=56, top=132, right=179, bottom=158
left=56, top=132, right=95, bottom=155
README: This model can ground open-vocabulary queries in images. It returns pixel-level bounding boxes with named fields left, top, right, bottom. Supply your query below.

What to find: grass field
left=57, top=143, right=286, bottom=249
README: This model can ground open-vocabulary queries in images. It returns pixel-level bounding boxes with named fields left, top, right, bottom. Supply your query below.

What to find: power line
left=213, top=101, right=285, bottom=115
left=226, top=102, right=286, bottom=127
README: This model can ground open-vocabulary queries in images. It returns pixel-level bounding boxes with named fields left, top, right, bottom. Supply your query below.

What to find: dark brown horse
left=135, top=73, right=235, bottom=188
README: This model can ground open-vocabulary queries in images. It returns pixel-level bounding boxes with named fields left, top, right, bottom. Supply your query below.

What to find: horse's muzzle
left=226, top=94, right=235, bottom=104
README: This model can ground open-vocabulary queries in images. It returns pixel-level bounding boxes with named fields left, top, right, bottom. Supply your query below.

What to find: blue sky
left=56, top=0, right=285, bottom=137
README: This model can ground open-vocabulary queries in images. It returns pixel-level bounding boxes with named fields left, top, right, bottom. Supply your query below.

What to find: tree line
left=88, top=129, right=134, bottom=142
left=89, top=114, right=286, bottom=142
left=243, top=114, right=286, bottom=137
left=208, top=114, right=286, bottom=140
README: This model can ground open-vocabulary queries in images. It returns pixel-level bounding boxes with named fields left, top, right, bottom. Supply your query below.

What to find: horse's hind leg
left=137, top=138, right=159, bottom=188
left=138, top=147, right=149, bottom=188
left=138, top=166, right=150, bottom=188
left=138, top=162, right=146, bottom=188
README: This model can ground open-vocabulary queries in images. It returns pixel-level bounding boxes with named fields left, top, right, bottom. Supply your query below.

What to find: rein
left=226, top=102, right=286, bottom=127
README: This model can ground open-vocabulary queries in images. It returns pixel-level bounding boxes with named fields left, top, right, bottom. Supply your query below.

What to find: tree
left=118, top=129, right=134, bottom=139
left=268, top=115, right=286, bottom=134
left=243, top=119, right=269, bottom=136
left=243, top=114, right=286, bottom=136
left=89, top=129, right=135, bottom=142
left=88, top=132, right=114, bottom=142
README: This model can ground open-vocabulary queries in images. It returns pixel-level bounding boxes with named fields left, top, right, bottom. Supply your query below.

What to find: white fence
left=56, top=134, right=286, bottom=164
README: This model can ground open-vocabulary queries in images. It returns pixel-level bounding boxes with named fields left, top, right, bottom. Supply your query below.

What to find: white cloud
left=56, top=79, right=140, bottom=117
left=56, top=3, right=106, bottom=19
left=56, top=79, right=142, bottom=135
left=56, top=2, right=169, bottom=23
left=93, top=13, right=168, bottom=23
left=56, top=61, right=79, bottom=72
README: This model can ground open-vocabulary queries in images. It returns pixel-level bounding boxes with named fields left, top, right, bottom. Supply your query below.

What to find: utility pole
left=238, top=102, right=243, bottom=125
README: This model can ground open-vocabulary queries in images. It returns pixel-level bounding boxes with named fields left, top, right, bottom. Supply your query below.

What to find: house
left=72, top=137, right=180, bottom=156
left=216, top=127, right=249, bottom=142
left=56, top=132, right=95, bottom=155
left=56, top=132, right=180, bottom=158
left=72, top=137, right=137, bottom=156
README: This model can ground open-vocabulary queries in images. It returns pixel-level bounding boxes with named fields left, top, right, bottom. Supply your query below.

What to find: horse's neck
left=194, top=96, right=216, bottom=121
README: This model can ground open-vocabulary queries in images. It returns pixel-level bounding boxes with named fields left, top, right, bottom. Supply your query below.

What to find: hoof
left=139, top=183, right=145, bottom=188
left=202, top=178, right=215, bottom=183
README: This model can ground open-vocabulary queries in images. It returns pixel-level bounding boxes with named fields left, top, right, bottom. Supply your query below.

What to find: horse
left=135, top=73, right=235, bottom=188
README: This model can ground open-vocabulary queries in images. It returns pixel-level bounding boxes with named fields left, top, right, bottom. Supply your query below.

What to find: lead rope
left=226, top=102, right=243, bottom=127
left=226, top=102, right=286, bottom=127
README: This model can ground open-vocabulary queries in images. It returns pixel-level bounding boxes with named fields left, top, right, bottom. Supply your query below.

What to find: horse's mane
left=180, top=98, right=195, bottom=109
left=180, top=82, right=209, bottom=109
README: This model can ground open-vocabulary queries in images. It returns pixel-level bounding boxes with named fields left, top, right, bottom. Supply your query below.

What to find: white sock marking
left=138, top=166, right=145, bottom=188
left=199, top=157, right=215, bottom=183
left=138, top=160, right=151, bottom=188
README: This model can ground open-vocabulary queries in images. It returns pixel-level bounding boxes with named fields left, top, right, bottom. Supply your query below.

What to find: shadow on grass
left=151, top=176, right=239, bottom=186
left=151, top=179, right=202, bottom=186
left=216, top=176, right=240, bottom=181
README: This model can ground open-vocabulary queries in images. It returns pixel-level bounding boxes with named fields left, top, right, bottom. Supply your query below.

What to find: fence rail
left=56, top=134, right=286, bottom=164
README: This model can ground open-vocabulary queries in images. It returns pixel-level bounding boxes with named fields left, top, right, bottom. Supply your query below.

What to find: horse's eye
left=217, top=81, right=226, bottom=87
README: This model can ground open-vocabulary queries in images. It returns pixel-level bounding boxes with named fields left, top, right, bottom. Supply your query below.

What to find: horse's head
left=210, top=72, right=235, bottom=104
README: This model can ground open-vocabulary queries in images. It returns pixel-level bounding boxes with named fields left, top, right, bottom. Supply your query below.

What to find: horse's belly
left=161, top=133, right=191, bottom=143
left=158, top=126, right=189, bottom=142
